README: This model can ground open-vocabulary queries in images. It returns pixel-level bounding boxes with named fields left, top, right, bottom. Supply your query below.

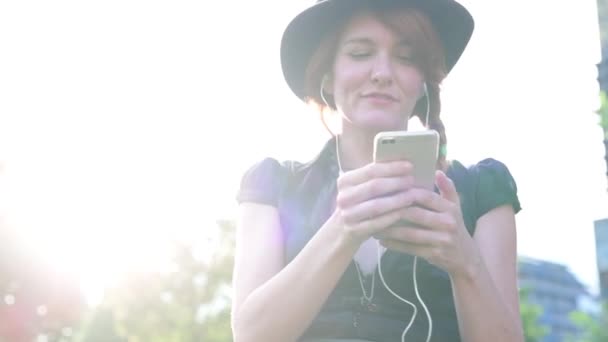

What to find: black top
left=236, top=137, right=521, bottom=342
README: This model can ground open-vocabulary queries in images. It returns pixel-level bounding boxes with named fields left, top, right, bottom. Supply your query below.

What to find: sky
left=0, top=0, right=607, bottom=302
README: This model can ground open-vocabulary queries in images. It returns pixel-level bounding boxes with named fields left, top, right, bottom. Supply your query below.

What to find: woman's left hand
left=375, top=170, right=482, bottom=278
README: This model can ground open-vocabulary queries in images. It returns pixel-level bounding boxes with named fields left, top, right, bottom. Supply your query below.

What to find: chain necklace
left=335, top=135, right=378, bottom=311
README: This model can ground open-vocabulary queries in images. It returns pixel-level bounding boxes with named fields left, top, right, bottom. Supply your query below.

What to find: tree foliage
left=519, top=287, right=549, bottom=342
left=76, top=220, right=235, bottom=342
left=569, top=301, right=608, bottom=342
left=597, top=91, right=608, bottom=139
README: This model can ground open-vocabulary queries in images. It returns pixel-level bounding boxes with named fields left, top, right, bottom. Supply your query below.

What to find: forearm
left=451, top=260, right=523, bottom=342
left=233, top=215, right=358, bottom=342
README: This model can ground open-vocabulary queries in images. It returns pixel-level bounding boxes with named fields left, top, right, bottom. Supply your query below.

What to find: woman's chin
left=358, top=117, right=406, bottom=133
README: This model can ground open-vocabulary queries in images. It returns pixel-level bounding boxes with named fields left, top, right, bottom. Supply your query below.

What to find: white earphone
left=422, top=82, right=430, bottom=127
left=320, top=75, right=331, bottom=108
left=322, top=74, right=330, bottom=88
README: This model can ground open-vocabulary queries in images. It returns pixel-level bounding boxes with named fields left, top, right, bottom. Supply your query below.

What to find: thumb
left=436, top=170, right=459, bottom=203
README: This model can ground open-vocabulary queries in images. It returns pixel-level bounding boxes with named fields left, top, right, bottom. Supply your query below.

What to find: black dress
left=236, top=137, right=521, bottom=342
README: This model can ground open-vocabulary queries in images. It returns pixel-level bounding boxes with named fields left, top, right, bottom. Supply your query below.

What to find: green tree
left=568, top=301, right=608, bottom=342
left=519, top=287, right=548, bottom=342
left=76, top=220, right=235, bottom=342
left=597, top=92, right=608, bottom=139
left=596, top=91, right=608, bottom=189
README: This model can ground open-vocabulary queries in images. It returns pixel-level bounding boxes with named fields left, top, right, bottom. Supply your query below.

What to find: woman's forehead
left=338, top=10, right=415, bottom=45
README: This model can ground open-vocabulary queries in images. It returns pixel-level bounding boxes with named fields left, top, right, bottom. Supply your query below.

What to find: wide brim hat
left=280, top=0, right=475, bottom=101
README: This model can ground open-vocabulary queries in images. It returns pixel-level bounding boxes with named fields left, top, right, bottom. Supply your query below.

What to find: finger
left=405, top=188, right=451, bottom=213
left=375, top=226, right=449, bottom=246
left=397, top=207, right=457, bottom=231
left=337, top=175, right=414, bottom=212
left=342, top=187, right=448, bottom=223
left=345, top=208, right=404, bottom=236
left=341, top=187, right=416, bottom=223
left=337, top=161, right=412, bottom=190
left=379, top=239, right=436, bottom=259
left=436, top=170, right=460, bottom=204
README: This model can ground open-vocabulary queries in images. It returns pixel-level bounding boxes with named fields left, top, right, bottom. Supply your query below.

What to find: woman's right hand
left=333, top=160, right=415, bottom=247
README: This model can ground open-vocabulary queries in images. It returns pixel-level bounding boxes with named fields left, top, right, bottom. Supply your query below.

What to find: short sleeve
left=473, top=158, right=522, bottom=218
left=236, top=158, right=289, bottom=207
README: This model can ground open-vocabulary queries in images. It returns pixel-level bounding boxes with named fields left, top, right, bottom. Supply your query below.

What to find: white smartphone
left=373, top=130, right=440, bottom=190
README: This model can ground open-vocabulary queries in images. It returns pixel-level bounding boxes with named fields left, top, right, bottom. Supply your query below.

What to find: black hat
left=280, top=0, right=474, bottom=101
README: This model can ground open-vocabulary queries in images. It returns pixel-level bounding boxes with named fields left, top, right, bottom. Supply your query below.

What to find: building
left=518, top=257, right=588, bottom=342
left=595, top=218, right=608, bottom=300
left=597, top=0, right=608, bottom=181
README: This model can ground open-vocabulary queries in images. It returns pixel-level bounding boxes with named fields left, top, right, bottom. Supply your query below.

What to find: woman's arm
left=231, top=203, right=358, bottom=342
left=376, top=172, right=524, bottom=342
left=451, top=204, right=524, bottom=342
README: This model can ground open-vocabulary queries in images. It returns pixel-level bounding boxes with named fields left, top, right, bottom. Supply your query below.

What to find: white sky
left=0, top=0, right=607, bottom=300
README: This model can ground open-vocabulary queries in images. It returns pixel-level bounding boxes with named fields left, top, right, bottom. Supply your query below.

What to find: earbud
left=321, top=74, right=330, bottom=92
left=422, top=82, right=430, bottom=127
left=320, top=74, right=331, bottom=108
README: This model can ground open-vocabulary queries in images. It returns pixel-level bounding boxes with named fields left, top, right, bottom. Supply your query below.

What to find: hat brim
left=280, top=0, right=474, bottom=101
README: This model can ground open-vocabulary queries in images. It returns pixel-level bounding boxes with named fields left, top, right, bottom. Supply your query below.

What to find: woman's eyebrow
left=342, top=37, right=374, bottom=46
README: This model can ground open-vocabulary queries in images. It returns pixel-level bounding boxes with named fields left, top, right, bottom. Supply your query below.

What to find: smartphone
left=373, top=130, right=439, bottom=190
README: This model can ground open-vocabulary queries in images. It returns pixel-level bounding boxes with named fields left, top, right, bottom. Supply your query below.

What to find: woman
left=231, top=0, right=524, bottom=341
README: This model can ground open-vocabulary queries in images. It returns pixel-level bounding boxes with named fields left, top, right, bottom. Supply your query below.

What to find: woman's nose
left=370, top=55, right=393, bottom=86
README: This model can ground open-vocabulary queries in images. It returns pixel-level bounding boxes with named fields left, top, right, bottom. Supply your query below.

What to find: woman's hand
left=334, top=160, right=416, bottom=248
left=375, top=170, right=482, bottom=278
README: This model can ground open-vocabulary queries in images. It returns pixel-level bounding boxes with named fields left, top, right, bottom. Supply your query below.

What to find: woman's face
left=328, top=11, right=426, bottom=131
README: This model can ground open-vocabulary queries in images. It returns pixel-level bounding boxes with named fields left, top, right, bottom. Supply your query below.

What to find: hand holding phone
left=333, top=130, right=440, bottom=243
left=373, top=130, right=440, bottom=230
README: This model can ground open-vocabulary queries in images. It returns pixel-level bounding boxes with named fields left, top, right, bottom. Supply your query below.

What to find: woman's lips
left=362, top=93, right=398, bottom=105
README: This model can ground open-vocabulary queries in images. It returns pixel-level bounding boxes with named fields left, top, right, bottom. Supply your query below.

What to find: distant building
left=597, top=0, right=608, bottom=91
left=595, top=218, right=608, bottom=300
left=597, top=1, right=608, bottom=180
left=518, top=257, right=588, bottom=342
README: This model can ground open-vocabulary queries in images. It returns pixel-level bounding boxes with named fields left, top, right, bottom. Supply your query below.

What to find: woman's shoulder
left=235, top=157, right=297, bottom=207
left=235, top=138, right=337, bottom=206
left=448, top=158, right=515, bottom=183
left=447, top=158, right=521, bottom=218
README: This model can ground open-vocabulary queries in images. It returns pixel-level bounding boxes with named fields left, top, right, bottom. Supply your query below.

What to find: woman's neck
left=336, top=125, right=378, bottom=172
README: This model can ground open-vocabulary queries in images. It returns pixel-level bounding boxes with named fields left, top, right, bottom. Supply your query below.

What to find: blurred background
left=0, top=0, right=607, bottom=341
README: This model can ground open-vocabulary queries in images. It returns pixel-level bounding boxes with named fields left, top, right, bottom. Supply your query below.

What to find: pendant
left=360, top=296, right=378, bottom=312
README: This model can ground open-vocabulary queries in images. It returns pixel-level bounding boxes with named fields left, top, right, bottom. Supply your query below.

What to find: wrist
left=451, top=254, right=484, bottom=285
left=328, top=211, right=361, bottom=255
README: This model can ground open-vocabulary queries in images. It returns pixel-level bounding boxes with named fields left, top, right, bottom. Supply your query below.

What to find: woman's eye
left=348, top=51, right=371, bottom=59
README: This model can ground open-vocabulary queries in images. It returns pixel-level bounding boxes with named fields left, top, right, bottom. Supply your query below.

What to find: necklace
left=335, top=135, right=378, bottom=312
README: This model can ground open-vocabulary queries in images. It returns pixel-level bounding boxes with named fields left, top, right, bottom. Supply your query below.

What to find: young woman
left=231, top=1, right=524, bottom=341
